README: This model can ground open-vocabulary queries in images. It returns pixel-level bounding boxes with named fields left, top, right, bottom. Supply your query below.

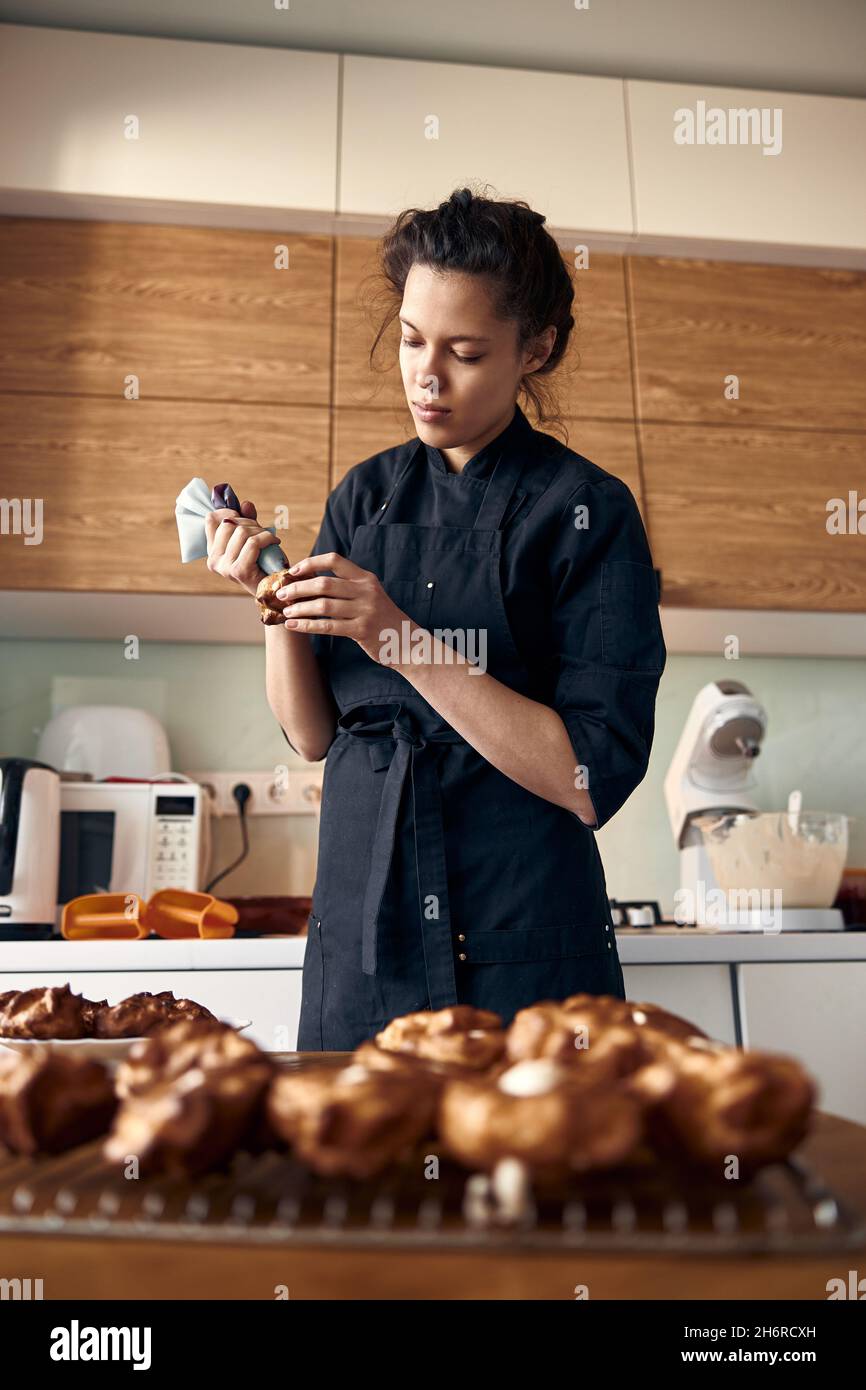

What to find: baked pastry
left=81, top=996, right=109, bottom=1033
left=266, top=1061, right=438, bottom=1178
left=91, top=992, right=177, bottom=1039
left=104, top=1023, right=273, bottom=1176
left=351, top=1039, right=469, bottom=1092
left=0, top=986, right=217, bottom=1041
left=168, top=998, right=216, bottom=1025
left=104, top=1063, right=271, bottom=1177
left=0, top=985, right=89, bottom=1039
left=90, top=991, right=217, bottom=1038
left=374, top=1006, right=506, bottom=1071
left=255, top=569, right=292, bottom=626
left=115, top=1018, right=270, bottom=1099
left=0, top=1049, right=117, bottom=1155
left=505, top=994, right=708, bottom=1080
left=437, top=1058, right=654, bottom=1179
left=634, top=1038, right=817, bottom=1179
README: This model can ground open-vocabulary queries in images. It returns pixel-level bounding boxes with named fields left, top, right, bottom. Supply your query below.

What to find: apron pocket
left=457, top=923, right=608, bottom=963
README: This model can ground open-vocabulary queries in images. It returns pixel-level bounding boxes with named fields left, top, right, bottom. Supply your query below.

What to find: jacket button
left=458, top=952, right=467, bottom=962
left=457, top=933, right=465, bottom=942
left=426, top=581, right=434, bottom=589
left=607, top=941, right=612, bottom=949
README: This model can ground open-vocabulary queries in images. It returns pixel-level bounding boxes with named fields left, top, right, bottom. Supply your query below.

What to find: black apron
left=298, top=437, right=626, bottom=1051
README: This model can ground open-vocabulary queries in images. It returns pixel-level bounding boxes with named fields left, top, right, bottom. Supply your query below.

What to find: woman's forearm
left=395, top=630, right=598, bottom=825
left=265, top=624, right=337, bottom=762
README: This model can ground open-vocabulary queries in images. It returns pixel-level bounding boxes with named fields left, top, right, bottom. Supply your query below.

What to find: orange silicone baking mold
left=61, top=889, right=238, bottom=940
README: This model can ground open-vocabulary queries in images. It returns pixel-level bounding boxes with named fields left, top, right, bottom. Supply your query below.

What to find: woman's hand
left=204, top=501, right=283, bottom=597
left=275, top=553, right=409, bottom=664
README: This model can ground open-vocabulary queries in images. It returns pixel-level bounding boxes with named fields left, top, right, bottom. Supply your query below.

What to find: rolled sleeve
left=549, top=477, right=666, bottom=831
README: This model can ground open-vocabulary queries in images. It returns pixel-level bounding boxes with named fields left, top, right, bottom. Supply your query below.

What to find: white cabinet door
left=341, top=55, right=632, bottom=233
left=739, top=962, right=866, bottom=1124
left=0, top=25, right=338, bottom=211
left=622, top=963, right=738, bottom=1045
left=627, top=79, right=866, bottom=251
left=0, top=971, right=303, bottom=1052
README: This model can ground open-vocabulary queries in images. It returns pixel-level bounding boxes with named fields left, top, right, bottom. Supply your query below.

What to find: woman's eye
left=400, top=337, right=482, bottom=364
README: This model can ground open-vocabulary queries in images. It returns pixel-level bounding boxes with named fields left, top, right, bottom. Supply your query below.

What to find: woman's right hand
left=204, top=501, right=283, bottom=597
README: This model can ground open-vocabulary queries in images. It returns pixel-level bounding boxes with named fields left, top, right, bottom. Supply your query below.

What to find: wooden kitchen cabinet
left=0, top=219, right=333, bottom=405
left=641, top=422, right=866, bottom=610
left=628, top=257, right=866, bottom=432
left=2, top=214, right=864, bottom=613
left=0, top=218, right=333, bottom=595
left=0, top=394, right=329, bottom=594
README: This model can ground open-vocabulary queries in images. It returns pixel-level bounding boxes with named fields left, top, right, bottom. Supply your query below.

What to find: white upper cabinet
left=0, top=25, right=339, bottom=211
left=627, top=79, right=866, bottom=252
left=340, top=55, right=632, bottom=234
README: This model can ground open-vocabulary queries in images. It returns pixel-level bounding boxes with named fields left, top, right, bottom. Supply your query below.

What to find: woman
left=205, top=187, right=666, bottom=1051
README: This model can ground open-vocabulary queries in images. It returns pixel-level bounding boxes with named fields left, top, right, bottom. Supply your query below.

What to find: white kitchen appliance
left=0, top=758, right=61, bottom=939
left=57, top=779, right=212, bottom=908
left=37, top=705, right=171, bottom=780
left=664, top=679, right=846, bottom=931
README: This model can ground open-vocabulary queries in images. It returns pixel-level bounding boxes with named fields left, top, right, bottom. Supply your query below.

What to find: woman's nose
left=416, top=366, right=444, bottom=395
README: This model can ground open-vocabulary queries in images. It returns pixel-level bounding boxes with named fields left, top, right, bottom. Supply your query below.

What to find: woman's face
left=398, top=263, right=553, bottom=467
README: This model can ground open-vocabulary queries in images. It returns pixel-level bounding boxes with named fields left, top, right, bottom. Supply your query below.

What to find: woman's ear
left=523, top=325, right=557, bottom=376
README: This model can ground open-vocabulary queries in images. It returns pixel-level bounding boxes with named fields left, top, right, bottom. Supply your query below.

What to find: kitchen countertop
left=2, top=929, right=865, bottom=971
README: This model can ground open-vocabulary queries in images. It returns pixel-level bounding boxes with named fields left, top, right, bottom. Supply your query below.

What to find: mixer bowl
left=692, top=811, right=849, bottom=909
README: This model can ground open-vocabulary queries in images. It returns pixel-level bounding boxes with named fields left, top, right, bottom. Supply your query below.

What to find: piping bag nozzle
left=175, top=477, right=291, bottom=577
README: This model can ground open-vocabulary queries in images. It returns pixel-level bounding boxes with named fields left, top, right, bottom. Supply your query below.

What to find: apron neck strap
left=371, top=440, right=422, bottom=525
left=472, top=447, right=526, bottom=532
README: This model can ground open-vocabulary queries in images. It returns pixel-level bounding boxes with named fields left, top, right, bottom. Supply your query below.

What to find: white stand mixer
left=664, top=679, right=845, bottom=931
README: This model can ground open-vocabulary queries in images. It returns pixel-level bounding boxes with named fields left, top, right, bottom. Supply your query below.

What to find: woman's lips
left=413, top=401, right=451, bottom=422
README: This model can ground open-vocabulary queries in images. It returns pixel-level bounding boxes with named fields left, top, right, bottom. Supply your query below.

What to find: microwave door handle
left=0, top=760, right=25, bottom=897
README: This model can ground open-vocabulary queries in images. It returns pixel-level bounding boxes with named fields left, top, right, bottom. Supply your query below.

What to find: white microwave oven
left=57, top=780, right=212, bottom=907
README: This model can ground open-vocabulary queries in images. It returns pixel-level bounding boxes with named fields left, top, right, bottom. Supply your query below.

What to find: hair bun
left=452, top=188, right=473, bottom=211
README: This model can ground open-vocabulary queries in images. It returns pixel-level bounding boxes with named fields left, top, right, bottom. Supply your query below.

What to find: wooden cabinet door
left=0, top=220, right=333, bottom=595
left=629, top=256, right=866, bottom=610
left=641, top=423, right=866, bottom=610
left=628, top=256, right=866, bottom=432
left=0, top=395, right=329, bottom=595
left=0, top=219, right=333, bottom=404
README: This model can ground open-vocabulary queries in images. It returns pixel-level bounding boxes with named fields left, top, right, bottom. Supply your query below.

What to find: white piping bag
left=175, top=478, right=290, bottom=576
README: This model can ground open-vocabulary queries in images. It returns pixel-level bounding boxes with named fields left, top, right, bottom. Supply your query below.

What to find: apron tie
left=335, top=705, right=464, bottom=994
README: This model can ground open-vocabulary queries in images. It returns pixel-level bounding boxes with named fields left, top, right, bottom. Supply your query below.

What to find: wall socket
left=184, top=769, right=323, bottom=818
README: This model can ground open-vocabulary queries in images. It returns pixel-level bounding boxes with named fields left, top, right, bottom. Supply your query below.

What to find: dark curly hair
left=363, top=183, right=576, bottom=435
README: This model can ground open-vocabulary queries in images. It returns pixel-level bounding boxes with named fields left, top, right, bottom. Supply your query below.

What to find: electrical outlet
left=184, top=769, right=323, bottom=817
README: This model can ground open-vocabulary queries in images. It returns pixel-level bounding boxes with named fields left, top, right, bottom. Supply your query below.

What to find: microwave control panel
left=149, top=793, right=200, bottom=891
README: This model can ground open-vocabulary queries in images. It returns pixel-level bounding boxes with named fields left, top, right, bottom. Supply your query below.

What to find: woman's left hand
left=274, top=553, right=410, bottom=665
